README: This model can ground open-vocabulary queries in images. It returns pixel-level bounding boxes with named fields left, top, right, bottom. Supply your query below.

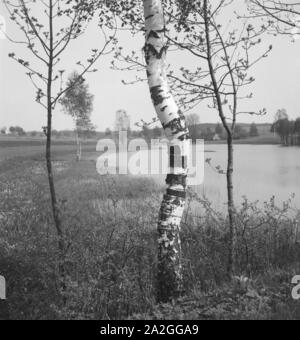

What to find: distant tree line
left=0, top=126, right=26, bottom=136
left=188, top=123, right=258, bottom=142
left=0, top=127, right=98, bottom=139
left=272, top=117, right=300, bottom=146
left=1, top=121, right=261, bottom=143
left=114, top=122, right=258, bottom=143
left=184, top=113, right=259, bottom=142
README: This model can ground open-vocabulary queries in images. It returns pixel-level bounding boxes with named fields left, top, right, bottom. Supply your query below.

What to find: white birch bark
left=143, top=0, right=190, bottom=302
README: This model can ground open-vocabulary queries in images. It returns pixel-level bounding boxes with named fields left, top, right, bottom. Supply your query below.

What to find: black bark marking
left=148, top=30, right=160, bottom=39
left=169, top=145, right=182, bottom=170
left=156, top=27, right=167, bottom=34
left=166, top=174, right=187, bottom=187
left=163, top=117, right=189, bottom=136
left=145, top=14, right=154, bottom=20
left=159, top=195, right=184, bottom=222
left=147, top=27, right=166, bottom=40
left=150, top=85, right=167, bottom=106
left=182, top=155, right=187, bottom=169
left=179, top=134, right=189, bottom=141
left=170, top=146, right=175, bottom=169
left=166, top=189, right=186, bottom=199
left=144, top=43, right=167, bottom=61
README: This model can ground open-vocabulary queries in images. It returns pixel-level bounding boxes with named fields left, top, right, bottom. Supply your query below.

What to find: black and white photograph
left=0, top=0, right=300, bottom=323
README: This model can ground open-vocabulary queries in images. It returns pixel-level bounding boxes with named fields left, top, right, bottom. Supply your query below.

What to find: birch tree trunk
left=143, top=0, right=190, bottom=302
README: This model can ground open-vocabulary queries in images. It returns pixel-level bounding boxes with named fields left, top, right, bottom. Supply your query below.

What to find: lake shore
left=0, top=131, right=281, bottom=146
left=206, top=134, right=281, bottom=145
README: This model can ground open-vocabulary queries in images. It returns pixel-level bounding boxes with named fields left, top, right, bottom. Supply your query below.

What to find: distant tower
left=115, top=110, right=130, bottom=132
left=115, top=110, right=130, bottom=145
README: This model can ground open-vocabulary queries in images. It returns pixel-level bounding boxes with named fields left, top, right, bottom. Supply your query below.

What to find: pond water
left=197, top=144, right=300, bottom=210
left=97, top=143, right=300, bottom=210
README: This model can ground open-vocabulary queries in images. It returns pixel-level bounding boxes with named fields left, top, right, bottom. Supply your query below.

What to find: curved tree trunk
left=143, top=0, right=190, bottom=303
left=203, top=0, right=237, bottom=277
left=46, top=0, right=65, bottom=295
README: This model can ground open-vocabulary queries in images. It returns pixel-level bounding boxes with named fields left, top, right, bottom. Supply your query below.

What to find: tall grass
left=0, top=158, right=299, bottom=319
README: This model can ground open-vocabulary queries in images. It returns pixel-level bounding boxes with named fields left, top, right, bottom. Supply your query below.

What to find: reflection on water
left=100, top=143, right=299, bottom=211
left=197, top=145, right=300, bottom=210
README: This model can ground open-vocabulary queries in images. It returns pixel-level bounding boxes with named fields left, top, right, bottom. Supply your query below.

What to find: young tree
left=60, top=71, right=94, bottom=161
left=164, top=0, right=271, bottom=276
left=3, top=0, right=115, bottom=295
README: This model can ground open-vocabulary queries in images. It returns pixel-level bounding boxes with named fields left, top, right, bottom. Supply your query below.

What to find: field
left=233, top=133, right=280, bottom=144
left=1, top=136, right=300, bottom=320
left=0, top=136, right=96, bottom=162
left=206, top=131, right=281, bottom=145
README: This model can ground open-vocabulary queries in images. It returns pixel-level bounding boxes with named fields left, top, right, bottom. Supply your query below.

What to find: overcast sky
left=1, top=1, right=300, bottom=132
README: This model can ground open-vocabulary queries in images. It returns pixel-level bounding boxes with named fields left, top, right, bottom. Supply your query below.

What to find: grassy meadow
left=0, top=136, right=300, bottom=320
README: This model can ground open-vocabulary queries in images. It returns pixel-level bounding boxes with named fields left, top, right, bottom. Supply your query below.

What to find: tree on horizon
left=60, top=71, right=95, bottom=161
